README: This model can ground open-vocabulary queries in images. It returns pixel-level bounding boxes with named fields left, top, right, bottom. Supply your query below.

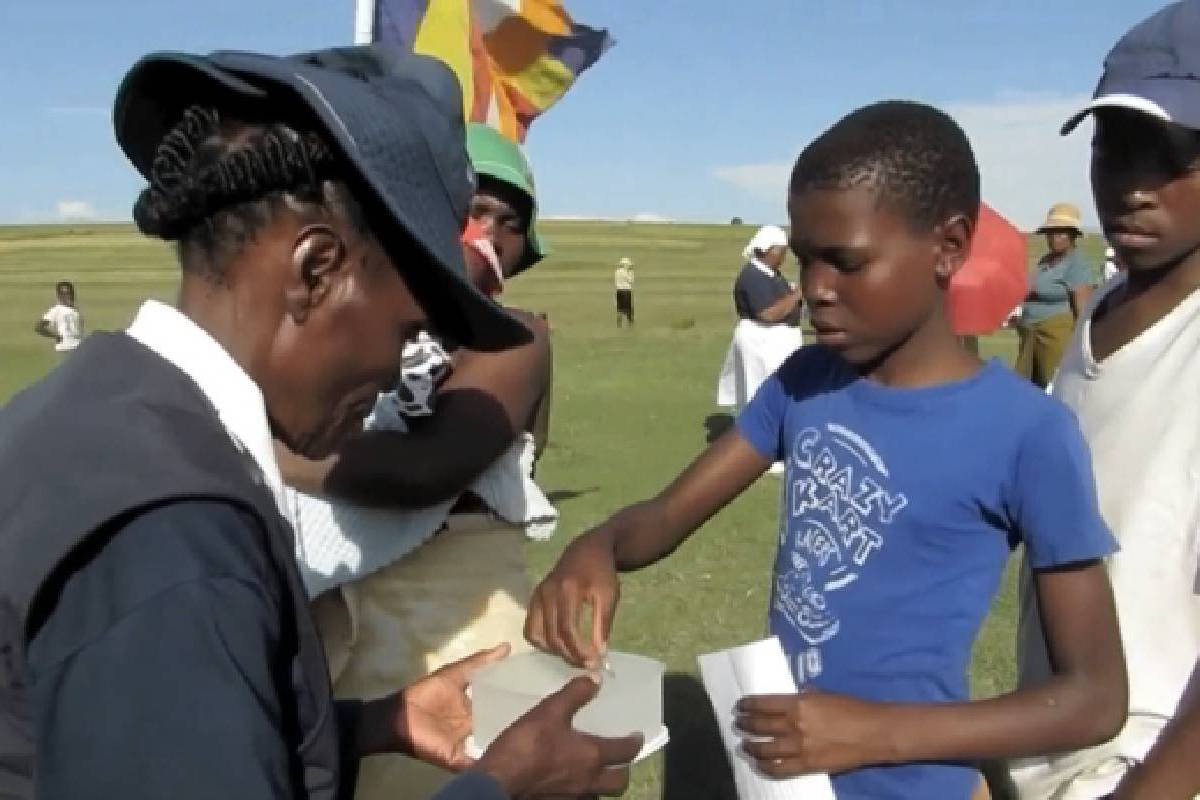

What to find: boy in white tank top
left=1010, top=3, right=1200, bottom=797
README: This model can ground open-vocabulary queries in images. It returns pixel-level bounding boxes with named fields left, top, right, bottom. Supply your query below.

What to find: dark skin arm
left=277, top=312, right=550, bottom=507
left=1106, top=660, right=1200, bottom=799
left=755, top=288, right=804, bottom=324
left=525, top=431, right=772, bottom=666
left=528, top=433, right=1128, bottom=775
left=34, top=319, right=56, bottom=339
left=737, top=561, right=1127, bottom=776
left=1069, top=284, right=1095, bottom=319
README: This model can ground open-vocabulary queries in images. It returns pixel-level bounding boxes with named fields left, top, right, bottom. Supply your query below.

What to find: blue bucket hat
left=113, top=45, right=529, bottom=351
left=1062, top=0, right=1200, bottom=135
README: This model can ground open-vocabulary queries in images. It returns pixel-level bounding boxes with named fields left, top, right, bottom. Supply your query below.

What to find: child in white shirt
left=35, top=281, right=82, bottom=352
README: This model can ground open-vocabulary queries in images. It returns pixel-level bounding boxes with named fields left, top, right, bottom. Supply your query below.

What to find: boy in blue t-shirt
left=525, top=101, right=1128, bottom=798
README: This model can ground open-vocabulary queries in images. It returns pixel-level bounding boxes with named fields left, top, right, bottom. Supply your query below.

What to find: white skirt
left=717, top=319, right=804, bottom=412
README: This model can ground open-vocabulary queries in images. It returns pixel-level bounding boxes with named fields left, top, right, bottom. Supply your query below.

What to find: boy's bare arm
left=1107, top=660, right=1200, bottom=799
left=526, top=431, right=772, bottom=667
left=279, top=314, right=549, bottom=507
left=739, top=561, right=1127, bottom=775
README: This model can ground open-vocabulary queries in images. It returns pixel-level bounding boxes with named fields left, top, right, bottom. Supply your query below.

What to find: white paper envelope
left=697, top=637, right=837, bottom=799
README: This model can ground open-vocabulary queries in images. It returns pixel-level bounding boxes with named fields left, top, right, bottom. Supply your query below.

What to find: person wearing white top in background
left=614, top=256, right=635, bottom=326
left=716, top=224, right=804, bottom=415
left=1009, top=3, right=1200, bottom=797
left=1102, top=246, right=1124, bottom=283
left=34, top=280, right=82, bottom=354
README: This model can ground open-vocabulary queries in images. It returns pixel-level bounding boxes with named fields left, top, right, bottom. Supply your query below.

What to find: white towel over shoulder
left=289, top=333, right=558, bottom=597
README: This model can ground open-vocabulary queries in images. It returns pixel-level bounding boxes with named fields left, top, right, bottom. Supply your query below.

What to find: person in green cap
left=465, top=122, right=547, bottom=280
left=275, top=122, right=561, bottom=800
left=463, top=121, right=553, bottom=457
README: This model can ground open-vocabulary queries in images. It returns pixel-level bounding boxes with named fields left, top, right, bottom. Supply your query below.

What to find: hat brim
left=115, top=51, right=530, bottom=352
left=1060, top=93, right=1173, bottom=135
left=114, top=53, right=269, bottom=177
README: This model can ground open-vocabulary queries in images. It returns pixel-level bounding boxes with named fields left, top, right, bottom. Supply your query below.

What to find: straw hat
left=618, top=257, right=633, bottom=267
left=1036, top=202, right=1084, bottom=235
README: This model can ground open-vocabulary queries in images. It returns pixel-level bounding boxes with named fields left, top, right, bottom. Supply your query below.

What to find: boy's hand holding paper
left=698, top=637, right=836, bottom=799
left=737, top=689, right=891, bottom=778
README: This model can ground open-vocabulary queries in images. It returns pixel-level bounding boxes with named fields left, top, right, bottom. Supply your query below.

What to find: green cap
left=465, top=122, right=546, bottom=275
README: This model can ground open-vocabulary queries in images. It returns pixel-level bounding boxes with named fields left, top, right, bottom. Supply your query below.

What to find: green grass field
left=0, top=221, right=1107, bottom=798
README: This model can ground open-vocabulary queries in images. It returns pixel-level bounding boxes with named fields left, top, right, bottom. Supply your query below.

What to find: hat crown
left=1040, top=202, right=1084, bottom=231
left=1047, top=202, right=1081, bottom=219
left=1103, top=0, right=1200, bottom=83
left=466, top=123, right=536, bottom=201
left=113, top=43, right=527, bottom=350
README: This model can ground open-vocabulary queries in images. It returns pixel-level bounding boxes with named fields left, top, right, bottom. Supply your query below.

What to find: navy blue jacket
left=0, top=332, right=504, bottom=800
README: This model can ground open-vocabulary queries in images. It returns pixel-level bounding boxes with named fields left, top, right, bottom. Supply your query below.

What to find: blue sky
left=0, top=0, right=1171, bottom=229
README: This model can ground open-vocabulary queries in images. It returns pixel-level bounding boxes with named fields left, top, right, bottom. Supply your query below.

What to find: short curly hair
left=789, top=100, right=981, bottom=231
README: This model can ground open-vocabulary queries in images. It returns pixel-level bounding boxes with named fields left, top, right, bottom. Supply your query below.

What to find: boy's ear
left=934, top=213, right=974, bottom=283
left=283, top=225, right=349, bottom=323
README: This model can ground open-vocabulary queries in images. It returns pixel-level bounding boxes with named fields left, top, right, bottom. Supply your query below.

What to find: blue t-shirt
left=737, top=346, right=1114, bottom=799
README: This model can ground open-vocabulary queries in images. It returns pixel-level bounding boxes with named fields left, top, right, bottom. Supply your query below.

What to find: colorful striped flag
left=370, top=0, right=613, bottom=142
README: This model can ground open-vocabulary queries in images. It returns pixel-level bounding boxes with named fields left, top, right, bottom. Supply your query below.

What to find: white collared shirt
left=749, top=257, right=777, bottom=278
left=126, top=300, right=291, bottom=523
left=43, top=303, right=83, bottom=351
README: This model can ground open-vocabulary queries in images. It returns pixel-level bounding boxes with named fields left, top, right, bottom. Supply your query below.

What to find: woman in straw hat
left=1014, top=202, right=1095, bottom=387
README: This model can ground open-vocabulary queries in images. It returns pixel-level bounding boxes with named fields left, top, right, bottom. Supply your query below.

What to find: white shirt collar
left=126, top=300, right=290, bottom=522
left=750, top=258, right=778, bottom=278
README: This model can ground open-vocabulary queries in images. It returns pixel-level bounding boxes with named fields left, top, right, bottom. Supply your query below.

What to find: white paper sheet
left=697, top=637, right=836, bottom=799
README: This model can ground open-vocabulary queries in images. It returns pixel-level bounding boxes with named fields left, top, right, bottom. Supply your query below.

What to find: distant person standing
left=614, top=256, right=635, bottom=326
left=34, top=280, right=82, bottom=355
left=717, top=225, right=804, bottom=415
left=1014, top=202, right=1094, bottom=387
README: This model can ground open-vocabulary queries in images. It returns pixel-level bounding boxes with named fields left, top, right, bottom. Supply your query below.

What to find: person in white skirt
left=717, top=225, right=804, bottom=409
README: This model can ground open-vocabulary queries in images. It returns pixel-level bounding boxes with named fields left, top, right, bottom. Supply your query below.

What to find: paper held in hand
left=697, top=636, right=837, bottom=800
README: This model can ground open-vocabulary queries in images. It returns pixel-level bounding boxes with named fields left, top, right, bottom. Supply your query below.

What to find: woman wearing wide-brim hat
left=1013, top=202, right=1096, bottom=387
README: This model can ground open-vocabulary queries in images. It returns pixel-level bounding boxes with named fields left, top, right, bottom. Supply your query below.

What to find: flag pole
left=353, top=0, right=376, bottom=44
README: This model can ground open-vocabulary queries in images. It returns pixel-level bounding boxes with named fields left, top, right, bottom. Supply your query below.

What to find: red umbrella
left=947, top=203, right=1028, bottom=336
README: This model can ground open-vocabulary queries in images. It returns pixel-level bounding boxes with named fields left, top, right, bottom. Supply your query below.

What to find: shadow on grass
left=544, top=487, right=599, bottom=504
left=662, top=672, right=735, bottom=799
left=703, top=413, right=734, bottom=445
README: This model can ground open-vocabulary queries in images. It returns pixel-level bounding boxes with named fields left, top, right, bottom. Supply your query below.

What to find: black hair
left=133, top=104, right=371, bottom=280
left=55, top=281, right=74, bottom=294
left=790, top=100, right=980, bottom=231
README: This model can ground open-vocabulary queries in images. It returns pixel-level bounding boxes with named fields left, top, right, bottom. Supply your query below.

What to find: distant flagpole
left=353, top=0, right=376, bottom=44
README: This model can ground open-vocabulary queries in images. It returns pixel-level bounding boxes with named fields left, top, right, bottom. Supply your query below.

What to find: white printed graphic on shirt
left=773, top=423, right=908, bottom=679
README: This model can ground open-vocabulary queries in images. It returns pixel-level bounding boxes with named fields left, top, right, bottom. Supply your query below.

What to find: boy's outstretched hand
left=525, top=527, right=620, bottom=668
left=736, top=689, right=895, bottom=777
